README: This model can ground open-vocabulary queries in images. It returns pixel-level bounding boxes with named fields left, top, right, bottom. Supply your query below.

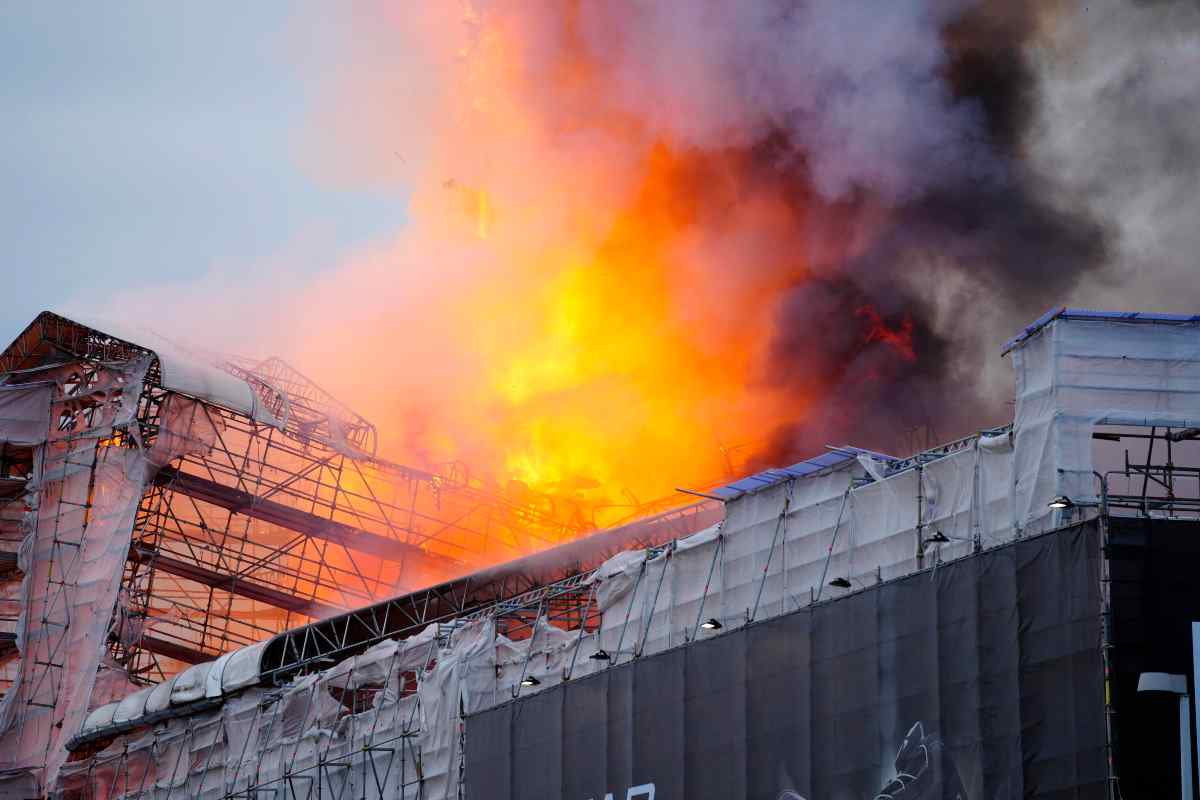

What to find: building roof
left=706, top=445, right=893, bottom=501
left=0, top=310, right=379, bottom=456
left=1002, top=307, right=1200, bottom=355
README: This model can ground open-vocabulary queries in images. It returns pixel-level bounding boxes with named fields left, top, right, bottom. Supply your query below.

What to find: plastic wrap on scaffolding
left=0, top=382, right=54, bottom=447
left=40, top=417, right=1063, bottom=799
left=1011, top=315, right=1200, bottom=532
left=466, top=523, right=1108, bottom=800
left=59, top=624, right=453, bottom=799
left=586, top=447, right=1010, bottom=668
left=43, top=310, right=1200, bottom=800
left=0, top=357, right=152, bottom=790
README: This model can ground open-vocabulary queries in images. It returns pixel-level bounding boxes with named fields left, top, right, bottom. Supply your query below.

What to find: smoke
left=546, top=0, right=1118, bottom=461
left=1027, top=0, right=1200, bottom=312
left=575, top=1, right=998, bottom=204
left=579, top=0, right=1200, bottom=463
left=138, top=0, right=1198, bottom=509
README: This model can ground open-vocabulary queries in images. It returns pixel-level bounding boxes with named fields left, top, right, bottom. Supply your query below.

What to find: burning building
left=0, top=307, right=1197, bottom=798
left=4, top=0, right=1200, bottom=795
left=0, top=311, right=718, bottom=794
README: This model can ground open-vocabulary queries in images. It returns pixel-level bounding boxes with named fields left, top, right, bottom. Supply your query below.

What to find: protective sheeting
left=0, top=381, right=54, bottom=446
left=145, top=677, right=176, bottom=716
left=58, top=625, right=448, bottom=799
left=0, top=358, right=153, bottom=791
left=48, top=402, right=1047, bottom=798
left=1002, top=307, right=1200, bottom=354
left=706, top=447, right=869, bottom=501
left=218, top=642, right=267, bottom=694
left=586, top=434, right=1018, bottom=668
left=47, top=309, right=1200, bottom=799
left=156, top=348, right=280, bottom=428
left=51, top=430, right=1019, bottom=799
left=0, top=352, right=241, bottom=795
left=1011, top=314, right=1200, bottom=533
left=113, top=688, right=156, bottom=726
left=466, top=524, right=1107, bottom=800
left=174, top=666, right=213, bottom=706
left=45, top=444, right=1074, bottom=799
left=59, top=614, right=610, bottom=798
left=146, top=393, right=225, bottom=468
left=59, top=313, right=281, bottom=427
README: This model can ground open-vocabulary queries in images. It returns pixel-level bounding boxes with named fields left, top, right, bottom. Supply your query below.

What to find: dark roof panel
left=708, top=446, right=889, bottom=501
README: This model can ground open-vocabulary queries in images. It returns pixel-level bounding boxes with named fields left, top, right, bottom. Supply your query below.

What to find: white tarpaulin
left=1010, top=313, right=1200, bottom=533
left=0, top=382, right=53, bottom=446
left=61, top=314, right=281, bottom=427
left=44, top=310, right=1200, bottom=800
left=0, top=358, right=153, bottom=789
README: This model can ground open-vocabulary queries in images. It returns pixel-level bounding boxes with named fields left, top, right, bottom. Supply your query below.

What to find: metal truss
left=0, top=312, right=699, bottom=692
left=259, top=498, right=721, bottom=683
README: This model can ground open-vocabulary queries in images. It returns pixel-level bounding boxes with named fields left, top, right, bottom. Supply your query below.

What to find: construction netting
left=30, top=311, right=1200, bottom=798
left=0, top=357, right=243, bottom=792
left=468, top=523, right=1108, bottom=800
left=0, top=359, right=152, bottom=788
left=52, top=428, right=1028, bottom=798
left=1011, top=314, right=1200, bottom=529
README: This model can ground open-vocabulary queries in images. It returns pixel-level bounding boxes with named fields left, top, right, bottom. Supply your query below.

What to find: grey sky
left=0, top=3, right=405, bottom=346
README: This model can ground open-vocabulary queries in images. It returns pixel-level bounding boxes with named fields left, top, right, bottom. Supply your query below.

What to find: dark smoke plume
left=582, top=0, right=1116, bottom=462
left=265, top=0, right=1200, bottom=491
left=753, top=0, right=1200, bottom=462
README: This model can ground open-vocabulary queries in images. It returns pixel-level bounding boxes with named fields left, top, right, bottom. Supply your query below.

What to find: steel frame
left=43, top=378, right=1200, bottom=799
left=0, top=312, right=684, bottom=692
left=258, top=498, right=721, bottom=683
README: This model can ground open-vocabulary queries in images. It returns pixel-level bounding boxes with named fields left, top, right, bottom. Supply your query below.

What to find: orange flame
left=284, top=5, right=900, bottom=539
left=857, top=306, right=917, bottom=363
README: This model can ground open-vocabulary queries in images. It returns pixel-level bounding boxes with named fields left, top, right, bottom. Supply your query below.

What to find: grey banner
left=466, top=523, right=1107, bottom=799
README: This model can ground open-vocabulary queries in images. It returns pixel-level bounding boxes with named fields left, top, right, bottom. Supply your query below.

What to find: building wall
left=466, top=523, right=1109, bottom=800
left=46, top=311, right=1200, bottom=799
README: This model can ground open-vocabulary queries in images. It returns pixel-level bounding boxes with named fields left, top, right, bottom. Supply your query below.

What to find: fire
left=446, top=145, right=809, bottom=522
left=284, top=4, right=921, bottom=540
left=857, top=306, right=917, bottom=363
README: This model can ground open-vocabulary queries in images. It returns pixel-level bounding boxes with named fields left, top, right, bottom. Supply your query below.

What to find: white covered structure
left=50, top=309, right=1200, bottom=798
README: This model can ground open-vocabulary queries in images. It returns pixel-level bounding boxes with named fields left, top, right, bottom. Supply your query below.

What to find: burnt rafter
left=127, top=545, right=343, bottom=619
left=153, top=465, right=457, bottom=569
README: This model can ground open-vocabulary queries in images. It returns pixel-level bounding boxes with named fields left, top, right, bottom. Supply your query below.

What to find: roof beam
left=136, top=634, right=213, bottom=666
left=128, top=545, right=343, bottom=619
left=153, top=466, right=454, bottom=567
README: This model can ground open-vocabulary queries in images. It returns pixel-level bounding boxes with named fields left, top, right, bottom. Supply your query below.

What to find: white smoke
left=1030, top=0, right=1200, bottom=312
left=575, top=0, right=995, bottom=203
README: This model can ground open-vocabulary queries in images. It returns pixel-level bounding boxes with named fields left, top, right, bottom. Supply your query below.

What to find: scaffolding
left=0, top=315, right=605, bottom=676
left=56, top=423, right=1200, bottom=800
left=0, top=311, right=711, bottom=793
left=17, top=307, right=1200, bottom=799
